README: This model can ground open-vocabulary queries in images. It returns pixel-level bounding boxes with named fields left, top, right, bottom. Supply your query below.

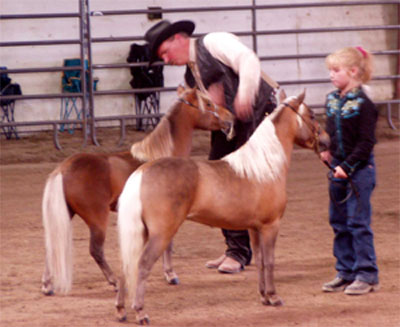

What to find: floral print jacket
left=325, top=87, right=378, bottom=176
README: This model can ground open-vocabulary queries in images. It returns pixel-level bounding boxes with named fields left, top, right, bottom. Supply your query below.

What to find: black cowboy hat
left=145, top=20, right=195, bottom=65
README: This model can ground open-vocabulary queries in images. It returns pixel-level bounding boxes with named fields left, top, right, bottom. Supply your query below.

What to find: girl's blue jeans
left=328, top=155, right=379, bottom=284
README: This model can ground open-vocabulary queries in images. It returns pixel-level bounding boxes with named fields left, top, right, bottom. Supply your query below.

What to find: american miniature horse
left=116, top=90, right=330, bottom=324
left=41, top=87, right=234, bottom=296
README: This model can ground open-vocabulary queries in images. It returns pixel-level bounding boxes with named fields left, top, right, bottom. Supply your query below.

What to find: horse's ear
left=177, top=84, right=186, bottom=96
left=278, top=89, right=287, bottom=103
left=297, top=89, right=306, bottom=104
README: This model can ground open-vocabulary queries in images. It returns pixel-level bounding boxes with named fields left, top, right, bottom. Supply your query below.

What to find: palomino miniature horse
left=116, top=90, right=330, bottom=324
left=41, top=87, right=234, bottom=296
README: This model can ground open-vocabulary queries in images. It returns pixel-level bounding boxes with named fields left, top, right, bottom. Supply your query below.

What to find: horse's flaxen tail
left=118, top=170, right=145, bottom=301
left=42, top=172, right=73, bottom=294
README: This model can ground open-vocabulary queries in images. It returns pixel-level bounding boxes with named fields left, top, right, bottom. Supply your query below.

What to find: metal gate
left=0, top=0, right=399, bottom=149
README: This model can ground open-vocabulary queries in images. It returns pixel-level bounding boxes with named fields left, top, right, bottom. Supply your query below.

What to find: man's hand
left=207, top=83, right=226, bottom=107
left=233, top=95, right=252, bottom=121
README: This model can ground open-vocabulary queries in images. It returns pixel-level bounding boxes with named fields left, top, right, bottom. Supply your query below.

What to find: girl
left=320, top=47, right=379, bottom=295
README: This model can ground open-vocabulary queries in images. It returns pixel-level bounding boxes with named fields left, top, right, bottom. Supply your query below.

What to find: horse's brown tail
left=42, top=171, right=73, bottom=294
left=118, top=170, right=145, bottom=303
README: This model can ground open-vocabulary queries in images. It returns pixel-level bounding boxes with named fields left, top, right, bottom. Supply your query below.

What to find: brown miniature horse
left=115, top=90, right=330, bottom=324
left=41, top=87, right=234, bottom=296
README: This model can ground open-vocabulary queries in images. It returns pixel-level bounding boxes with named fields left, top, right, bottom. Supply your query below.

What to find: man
left=145, top=20, right=277, bottom=273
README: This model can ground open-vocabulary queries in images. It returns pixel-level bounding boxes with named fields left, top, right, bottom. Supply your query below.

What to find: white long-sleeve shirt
left=189, top=32, right=261, bottom=106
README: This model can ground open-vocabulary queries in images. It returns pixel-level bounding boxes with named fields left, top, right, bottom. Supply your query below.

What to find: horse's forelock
left=296, top=103, right=307, bottom=128
left=284, top=95, right=298, bottom=107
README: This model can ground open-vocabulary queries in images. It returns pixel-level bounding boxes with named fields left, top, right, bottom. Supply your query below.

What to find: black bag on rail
left=126, top=43, right=164, bottom=101
left=0, top=67, right=22, bottom=106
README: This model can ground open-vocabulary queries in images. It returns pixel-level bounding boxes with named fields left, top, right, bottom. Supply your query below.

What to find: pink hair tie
left=356, top=46, right=367, bottom=58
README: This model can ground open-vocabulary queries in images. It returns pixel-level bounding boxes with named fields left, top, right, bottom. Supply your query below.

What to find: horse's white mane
left=130, top=104, right=176, bottom=161
left=222, top=103, right=288, bottom=183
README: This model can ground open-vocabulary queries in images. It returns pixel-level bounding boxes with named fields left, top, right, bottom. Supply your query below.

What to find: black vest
left=184, top=36, right=276, bottom=159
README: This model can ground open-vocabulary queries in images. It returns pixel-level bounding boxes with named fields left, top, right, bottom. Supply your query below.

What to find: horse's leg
left=88, top=215, right=118, bottom=290
left=162, top=240, right=179, bottom=285
left=260, top=220, right=283, bottom=306
left=248, top=229, right=265, bottom=301
left=41, top=258, right=54, bottom=295
left=115, top=274, right=127, bottom=322
left=133, top=234, right=175, bottom=325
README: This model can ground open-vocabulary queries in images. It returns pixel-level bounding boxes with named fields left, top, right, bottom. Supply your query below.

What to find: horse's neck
left=130, top=104, right=193, bottom=161
left=167, top=108, right=194, bottom=156
left=271, top=108, right=298, bottom=171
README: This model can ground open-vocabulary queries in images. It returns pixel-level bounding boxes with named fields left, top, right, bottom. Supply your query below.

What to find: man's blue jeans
left=328, top=155, right=379, bottom=284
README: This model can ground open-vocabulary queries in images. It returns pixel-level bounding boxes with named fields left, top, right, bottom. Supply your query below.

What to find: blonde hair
left=325, top=47, right=374, bottom=83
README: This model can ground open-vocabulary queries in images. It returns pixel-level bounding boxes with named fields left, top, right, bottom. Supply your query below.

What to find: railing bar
left=52, top=123, right=62, bottom=150
left=254, top=25, right=400, bottom=36
left=386, top=103, right=397, bottom=130
left=85, top=0, right=99, bottom=147
left=0, top=39, right=82, bottom=47
left=118, top=118, right=126, bottom=146
left=260, top=50, right=400, bottom=61
left=78, top=0, right=88, bottom=148
left=0, top=114, right=165, bottom=128
left=87, top=1, right=400, bottom=16
left=1, top=49, right=398, bottom=74
left=2, top=25, right=397, bottom=47
left=1, top=66, right=88, bottom=73
left=2, top=2, right=394, bottom=20
left=90, top=25, right=400, bottom=43
left=1, top=76, right=399, bottom=102
left=0, top=13, right=80, bottom=19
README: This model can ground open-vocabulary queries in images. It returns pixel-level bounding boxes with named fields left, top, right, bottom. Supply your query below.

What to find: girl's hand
left=333, top=165, right=348, bottom=179
left=320, top=151, right=331, bottom=164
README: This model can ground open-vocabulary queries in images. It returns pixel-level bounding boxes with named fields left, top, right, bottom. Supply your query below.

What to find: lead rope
left=187, top=60, right=210, bottom=112
left=283, top=100, right=360, bottom=217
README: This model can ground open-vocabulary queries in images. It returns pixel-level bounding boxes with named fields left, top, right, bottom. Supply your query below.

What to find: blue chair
left=60, top=59, right=98, bottom=133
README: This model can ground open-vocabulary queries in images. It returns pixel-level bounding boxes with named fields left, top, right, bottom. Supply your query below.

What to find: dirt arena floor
left=1, top=116, right=399, bottom=327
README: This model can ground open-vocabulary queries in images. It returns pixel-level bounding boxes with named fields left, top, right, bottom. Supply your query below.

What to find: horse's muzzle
left=222, top=121, right=235, bottom=140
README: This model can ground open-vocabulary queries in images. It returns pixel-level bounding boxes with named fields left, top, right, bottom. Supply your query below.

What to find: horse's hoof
left=137, top=314, right=150, bottom=325
left=164, top=272, right=180, bottom=285
left=262, top=294, right=283, bottom=306
left=41, top=286, right=54, bottom=296
left=116, top=308, right=127, bottom=322
left=107, top=277, right=118, bottom=289
left=168, top=277, right=179, bottom=285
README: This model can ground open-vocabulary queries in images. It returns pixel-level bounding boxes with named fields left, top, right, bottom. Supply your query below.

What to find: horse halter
left=178, top=89, right=216, bottom=113
left=178, top=88, right=235, bottom=140
left=282, top=101, right=322, bottom=154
